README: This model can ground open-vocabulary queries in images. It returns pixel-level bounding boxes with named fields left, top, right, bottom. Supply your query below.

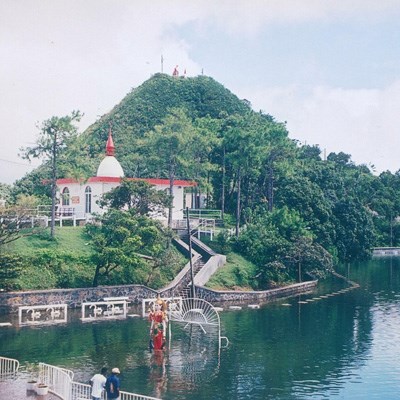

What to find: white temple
left=56, top=128, right=196, bottom=222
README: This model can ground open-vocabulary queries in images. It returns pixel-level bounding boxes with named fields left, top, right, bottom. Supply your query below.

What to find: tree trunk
left=50, top=134, right=57, bottom=238
left=92, top=265, right=100, bottom=287
left=235, top=167, right=241, bottom=238
left=168, top=166, right=174, bottom=228
left=267, top=164, right=274, bottom=212
left=221, top=146, right=225, bottom=221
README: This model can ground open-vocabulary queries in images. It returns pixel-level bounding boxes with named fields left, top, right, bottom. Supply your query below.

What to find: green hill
left=82, top=73, right=251, bottom=174
left=9, top=72, right=400, bottom=290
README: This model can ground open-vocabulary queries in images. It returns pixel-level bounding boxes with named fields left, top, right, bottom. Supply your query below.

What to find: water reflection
left=2, top=257, right=400, bottom=399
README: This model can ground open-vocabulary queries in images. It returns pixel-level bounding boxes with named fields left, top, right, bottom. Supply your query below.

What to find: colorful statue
left=149, top=295, right=168, bottom=350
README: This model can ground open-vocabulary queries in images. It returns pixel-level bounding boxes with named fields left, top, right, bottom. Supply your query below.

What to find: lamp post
left=186, top=207, right=196, bottom=298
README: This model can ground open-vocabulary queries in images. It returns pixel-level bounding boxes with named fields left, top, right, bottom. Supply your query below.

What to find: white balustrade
left=0, top=356, right=19, bottom=377
left=39, top=362, right=73, bottom=400
left=18, top=304, right=68, bottom=325
left=81, top=298, right=129, bottom=321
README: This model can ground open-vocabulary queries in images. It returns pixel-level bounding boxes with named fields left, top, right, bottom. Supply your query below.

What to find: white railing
left=71, top=381, right=91, bottom=399
left=40, top=363, right=161, bottom=400
left=39, top=362, right=73, bottom=400
left=18, top=304, right=68, bottom=325
left=71, top=380, right=162, bottom=400
left=81, top=299, right=129, bottom=321
left=118, top=390, right=161, bottom=400
left=0, top=356, right=19, bottom=376
left=196, top=218, right=216, bottom=239
left=184, top=209, right=222, bottom=220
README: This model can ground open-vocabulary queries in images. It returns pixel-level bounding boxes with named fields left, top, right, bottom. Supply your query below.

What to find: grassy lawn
left=7, top=226, right=92, bottom=256
left=3, top=226, right=187, bottom=291
left=206, top=251, right=258, bottom=291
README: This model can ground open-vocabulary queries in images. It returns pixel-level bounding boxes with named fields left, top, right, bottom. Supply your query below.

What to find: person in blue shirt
left=105, top=367, right=121, bottom=399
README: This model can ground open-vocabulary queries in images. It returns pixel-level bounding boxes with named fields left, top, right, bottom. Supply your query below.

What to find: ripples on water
left=3, top=257, right=400, bottom=399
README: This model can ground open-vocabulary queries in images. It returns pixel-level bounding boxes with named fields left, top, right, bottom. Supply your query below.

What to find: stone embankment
left=0, top=276, right=317, bottom=315
left=0, top=237, right=317, bottom=314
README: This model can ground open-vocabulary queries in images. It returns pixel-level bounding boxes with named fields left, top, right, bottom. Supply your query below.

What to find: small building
left=56, top=128, right=196, bottom=223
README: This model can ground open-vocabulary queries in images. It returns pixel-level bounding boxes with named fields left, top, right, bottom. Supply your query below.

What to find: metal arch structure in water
left=165, top=297, right=229, bottom=386
left=168, top=297, right=229, bottom=349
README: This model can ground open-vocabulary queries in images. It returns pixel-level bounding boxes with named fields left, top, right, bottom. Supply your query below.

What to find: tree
left=142, top=108, right=198, bottom=227
left=0, top=253, right=23, bottom=291
left=85, top=209, right=172, bottom=287
left=0, top=204, right=43, bottom=290
left=285, top=236, right=333, bottom=282
left=99, top=179, right=171, bottom=216
left=21, top=111, right=82, bottom=238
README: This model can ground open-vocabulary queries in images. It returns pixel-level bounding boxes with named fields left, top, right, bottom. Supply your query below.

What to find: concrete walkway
left=0, top=380, right=60, bottom=400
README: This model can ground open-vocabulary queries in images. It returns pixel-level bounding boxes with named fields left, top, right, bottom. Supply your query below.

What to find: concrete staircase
left=178, top=257, right=205, bottom=299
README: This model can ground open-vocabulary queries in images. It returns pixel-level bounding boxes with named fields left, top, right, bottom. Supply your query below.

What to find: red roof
left=56, top=177, right=197, bottom=187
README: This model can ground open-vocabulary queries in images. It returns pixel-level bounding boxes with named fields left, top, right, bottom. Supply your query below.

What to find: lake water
left=2, top=257, right=400, bottom=399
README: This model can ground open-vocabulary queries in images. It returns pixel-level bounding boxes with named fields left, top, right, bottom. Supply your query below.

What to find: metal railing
left=0, top=356, right=19, bottom=377
left=184, top=208, right=222, bottom=220
left=71, top=381, right=161, bottom=400
left=39, top=363, right=161, bottom=400
left=39, top=362, right=73, bottom=400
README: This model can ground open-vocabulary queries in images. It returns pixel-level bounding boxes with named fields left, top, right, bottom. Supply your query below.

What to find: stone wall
left=196, top=280, right=318, bottom=304
left=0, top=285, right=158, bottom=315
left=0, top=279, right=318, bottom=315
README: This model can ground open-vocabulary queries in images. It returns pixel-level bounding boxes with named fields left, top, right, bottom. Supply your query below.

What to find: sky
left=1, top=0, right=400, bottom=184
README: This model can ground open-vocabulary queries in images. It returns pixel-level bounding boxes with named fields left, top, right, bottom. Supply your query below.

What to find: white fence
left=39, top=363, right=161, bottom=400
left=81, top=298, right=129, bottom=321
left=72, top=382, right=162, bottom=400
left=39, top=363, right=73, bottom=400
left=0, top=356, right=19, bottom=377
left=18, top=304, right=68, bottom=325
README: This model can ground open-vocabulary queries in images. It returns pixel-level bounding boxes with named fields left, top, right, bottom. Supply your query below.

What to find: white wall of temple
left=56, top=181, right=187, bottom=221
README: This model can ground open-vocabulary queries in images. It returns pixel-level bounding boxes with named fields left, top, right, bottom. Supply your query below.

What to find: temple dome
left=96, top=156, right=125, bottom=177
left=96, top=126, right=125, bottom=177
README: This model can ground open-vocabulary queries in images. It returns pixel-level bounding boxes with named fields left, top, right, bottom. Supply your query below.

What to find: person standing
left=105, top=367, right=121, bottom=399
left=90, top=367, right=107, bottom=400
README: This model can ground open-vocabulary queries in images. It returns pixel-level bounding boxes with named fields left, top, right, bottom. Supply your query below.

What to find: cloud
left=184, top=0, right=400, bottom=35
left=241, top=81, right=400, bottom=173
left=1, top=0, right=400, bottom=184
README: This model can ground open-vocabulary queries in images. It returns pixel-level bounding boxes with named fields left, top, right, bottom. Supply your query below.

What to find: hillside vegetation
left=8, top=73, right=400, bottom=290
left=4, top=225, right=186, bottom=291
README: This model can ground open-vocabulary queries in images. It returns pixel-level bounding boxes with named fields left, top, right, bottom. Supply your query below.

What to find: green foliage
left=0, top=253, right=24, bottom=291
left=99, top=179, right=171, bottom=216
left=235, top=207, right=333, bottom=288
left=18, top=249, right=92, bottom=289
left=2, top=223, right=186, bottom=290
left=0, top=183, right=11, bottom=203
left=206, top=252, right=257, bottom=290
left=85, top=209, right=182, bottom=287
left=10, top=166, right=51, bottom=203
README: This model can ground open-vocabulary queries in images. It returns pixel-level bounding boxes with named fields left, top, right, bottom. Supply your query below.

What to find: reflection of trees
left=212, top=286, right=375, bottom=399
left=217, top=295, right=372, bottom=398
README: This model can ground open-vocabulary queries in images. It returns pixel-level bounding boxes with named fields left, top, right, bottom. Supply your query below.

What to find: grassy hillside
left=206, top=252, right=258, bottom=291
left=4, top=226, right=187, bottom=291
left=9, top=227, right=91, bottom=256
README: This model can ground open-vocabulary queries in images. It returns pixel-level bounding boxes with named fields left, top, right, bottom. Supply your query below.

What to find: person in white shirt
left=90, top=367, right=108, bottom=400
